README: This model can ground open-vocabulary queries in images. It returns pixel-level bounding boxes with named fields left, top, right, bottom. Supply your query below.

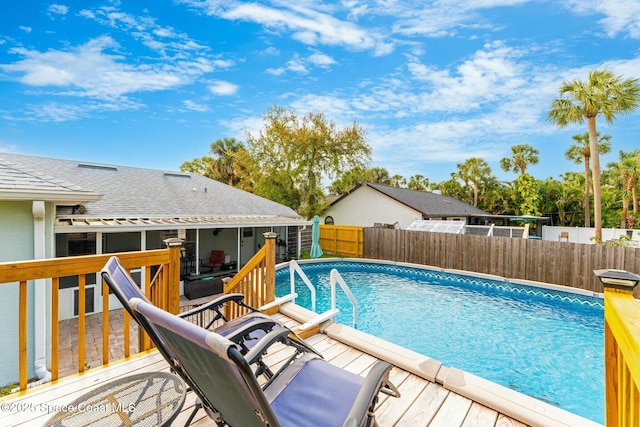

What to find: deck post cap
left=594, top=269, right=640, bottom=291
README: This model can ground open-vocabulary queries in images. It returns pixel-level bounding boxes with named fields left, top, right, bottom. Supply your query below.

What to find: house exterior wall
left=0, top=201, right=36, bottom=386
left=321, top=186, right=421, bottom=229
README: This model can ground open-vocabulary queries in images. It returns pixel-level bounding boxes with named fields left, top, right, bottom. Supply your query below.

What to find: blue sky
left=1, top=1, right=640, bottom=185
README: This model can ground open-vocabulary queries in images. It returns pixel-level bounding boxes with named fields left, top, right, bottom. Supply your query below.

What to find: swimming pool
left=275, top=260, right=604, bottom=424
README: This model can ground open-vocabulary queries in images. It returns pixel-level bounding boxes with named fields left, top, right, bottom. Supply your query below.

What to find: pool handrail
left=288, top=260, right=317, bottom=312
left=330, top=268, right=358, bottom=328
left=298, top=268, right=358, bottom=331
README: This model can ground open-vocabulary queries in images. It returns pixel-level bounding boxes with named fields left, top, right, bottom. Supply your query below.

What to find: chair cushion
left=268, top=356, right=364, bottom=427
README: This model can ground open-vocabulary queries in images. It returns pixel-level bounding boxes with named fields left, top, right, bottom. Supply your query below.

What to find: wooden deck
left=0, top=313, right=528, bottom=427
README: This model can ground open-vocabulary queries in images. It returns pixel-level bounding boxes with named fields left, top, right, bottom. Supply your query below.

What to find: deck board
left=394, top=382, right=450, bottom=426
left=0, top=315, right=531, bottom=427
left=461, top=403, right=500, bottom=427
left=429, top=393, right=473, bottom=427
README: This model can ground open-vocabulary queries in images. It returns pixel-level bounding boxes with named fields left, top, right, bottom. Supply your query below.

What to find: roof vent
left=163, top=172, right=191, bottom=178
left=78, top=162, right=117, bottom=171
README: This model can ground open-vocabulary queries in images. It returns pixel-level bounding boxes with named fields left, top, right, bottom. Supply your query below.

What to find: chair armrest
left=221, top=318, right=279, bottom=345
left=343, top=361, right=399, bottom=427
left=179, top=293, right=246, bottom=319
left=243, top=328, right=293, bottom=366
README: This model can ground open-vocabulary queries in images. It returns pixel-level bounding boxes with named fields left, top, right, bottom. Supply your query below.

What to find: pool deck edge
left=441, top=367, right=603, bottom=427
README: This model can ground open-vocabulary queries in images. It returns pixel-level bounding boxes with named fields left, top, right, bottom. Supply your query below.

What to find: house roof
left=338, top=182, right=489, bottom=217
left=0, top=153, right=309, bottom=231
left=0, top=157, right=102, bottom=203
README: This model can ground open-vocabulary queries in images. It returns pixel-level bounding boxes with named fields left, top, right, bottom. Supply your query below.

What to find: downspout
left=33, top=201, right=52, bottom=383
left=237, top=228, right=242, bottom=269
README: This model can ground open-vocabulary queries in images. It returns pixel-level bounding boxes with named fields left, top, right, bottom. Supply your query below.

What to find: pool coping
left=279, top=302, right=603, bottom=427
left=278, top=258, right=605, bottom=426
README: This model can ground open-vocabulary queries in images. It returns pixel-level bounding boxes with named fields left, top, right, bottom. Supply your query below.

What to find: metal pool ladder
left=281, top=260, right=357, bottom=331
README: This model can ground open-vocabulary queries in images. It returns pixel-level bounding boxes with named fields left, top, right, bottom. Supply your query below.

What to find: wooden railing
left=319, top=225, right=363, bottom=257
left=604, top=286, right=640, bottom=426
left=224, top=233, right=276, bottom=319
left=0, top=244, right=180, bottom=391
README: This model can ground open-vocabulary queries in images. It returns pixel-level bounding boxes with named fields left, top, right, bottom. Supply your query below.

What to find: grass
left=299, top=250, right=347, bottom=259
left=0, top=382, right=17, bottom=397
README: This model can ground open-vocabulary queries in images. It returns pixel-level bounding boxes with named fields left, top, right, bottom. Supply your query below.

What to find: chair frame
left=100, top=255, right=322, bottom=424
left=131, top=297, right=399, bottom=427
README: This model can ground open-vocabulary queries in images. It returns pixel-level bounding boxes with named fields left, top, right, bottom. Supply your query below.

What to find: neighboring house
left=321, top=183, right=489, bottom=229
left=0, top=152, right=309, bottom=386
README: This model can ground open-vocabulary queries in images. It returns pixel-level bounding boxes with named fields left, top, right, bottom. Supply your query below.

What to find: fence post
left=164, top=238, right=183, bottom=315
left=263, top=232, right=277, bottom=304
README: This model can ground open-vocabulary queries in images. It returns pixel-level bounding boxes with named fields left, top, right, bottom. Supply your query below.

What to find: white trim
left=54, top=216, right=311, bottom=233
left=0, top=190, right=102, bottom=203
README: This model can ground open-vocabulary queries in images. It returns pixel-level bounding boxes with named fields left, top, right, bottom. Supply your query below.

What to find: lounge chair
left=131, top=297, right=399, bottom=427
left=101, top=256, right=281, bottom=371
left=102, top=256, right=324, bottom=424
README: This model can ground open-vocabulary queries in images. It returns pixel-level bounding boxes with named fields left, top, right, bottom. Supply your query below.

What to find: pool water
left=275, top=261, right=604, bottom=424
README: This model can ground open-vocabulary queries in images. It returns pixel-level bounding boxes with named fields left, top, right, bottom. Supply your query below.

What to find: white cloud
left=183, top=99, right=209, bottom=111
left=178, top=0, right=388, bottom=53
left=1, top=37, right=197, bottom=101
left=80, top=5, right=211, bottom=60
left=308, top=52, right=336, bottom=67
left=48, top=4, right=69, bottom=15
left=565, top=1, right=640, bottom=38
left=266, top=66, right=285, bottom=76
left=285, top=57, right=308, bottom=74
left=208, top=80, right=238, bottom=95
left=19, top=99, right=142, bottom=122
left=19, top=26, right=32, bottom=33
left=262, top=46, right=280, bottom=56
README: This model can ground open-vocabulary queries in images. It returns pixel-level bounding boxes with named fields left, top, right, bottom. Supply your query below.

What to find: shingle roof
left=0, top=156, right=102, bottom=202
left=364, top=183, right=488, bottom=216
left=0, top=153, right=304, bottom=224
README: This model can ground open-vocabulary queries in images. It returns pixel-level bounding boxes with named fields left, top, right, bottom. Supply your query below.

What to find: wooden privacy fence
left=364, top=228, right=640, bottom=297
left=319, top=225, right=363, bottom=257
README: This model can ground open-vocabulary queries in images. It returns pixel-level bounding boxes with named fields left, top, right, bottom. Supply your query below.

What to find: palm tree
left=368, top=167, right=392, bottom=185
left=407, top=174, right=431, bottom=191
left=210, top=137, right=245, bottom=186
left=500, top=144, right=539, bottom=175
left=456, top=158, right=492, bottom=207
left=608, top=150, right=640, bottom=228
left=390, top=174, right=406, bottom=187
left=548, top=69, right=640, bottom=242
left=564, top=132, right=611, bottom=227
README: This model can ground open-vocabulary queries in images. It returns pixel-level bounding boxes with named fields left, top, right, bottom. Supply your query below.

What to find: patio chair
left=101, top=256, right=282, bottom=370
left=102, top=256, right=323, bottom=425
left=131, top=297, right=399, bottom=427
left=201, top=249, right=225, bottom=271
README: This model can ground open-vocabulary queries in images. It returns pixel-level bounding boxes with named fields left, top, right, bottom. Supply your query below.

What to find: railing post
left=595, top=269, right=640, bottom=427
left=164, top=238, right=183, bottom=315
left=263, top=232, right=277, bottom=305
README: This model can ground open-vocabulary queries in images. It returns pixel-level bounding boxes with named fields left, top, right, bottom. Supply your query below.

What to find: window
left=324, top=216, right=334, bottom=225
